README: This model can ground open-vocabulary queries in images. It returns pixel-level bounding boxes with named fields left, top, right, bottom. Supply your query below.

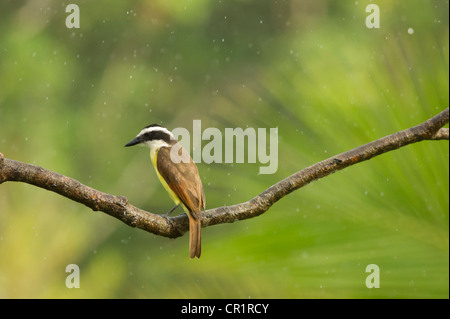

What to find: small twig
left=0, top=108, right=448, bottom=238
left=430, top=128, right=449, bottom=140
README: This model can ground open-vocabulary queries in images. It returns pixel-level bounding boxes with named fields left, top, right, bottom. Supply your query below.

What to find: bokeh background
left=0, top=0, right=448, bottom=298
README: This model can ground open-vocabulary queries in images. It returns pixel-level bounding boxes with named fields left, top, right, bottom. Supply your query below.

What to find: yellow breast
left=150, top=148, right=182, bottom=207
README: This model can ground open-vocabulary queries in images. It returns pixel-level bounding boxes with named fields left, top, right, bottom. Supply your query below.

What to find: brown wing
left=156, top=145, right=205, bottom=220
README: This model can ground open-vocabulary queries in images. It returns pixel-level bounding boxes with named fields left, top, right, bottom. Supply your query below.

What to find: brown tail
left=189, top=214, right=201, bottom=259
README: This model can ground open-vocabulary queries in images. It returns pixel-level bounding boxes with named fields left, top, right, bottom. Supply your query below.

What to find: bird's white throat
left=146, top=139, right=171, bottom=153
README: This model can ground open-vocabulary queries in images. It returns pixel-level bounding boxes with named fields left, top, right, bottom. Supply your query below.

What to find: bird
left=125, top=124, right=205, bottom=258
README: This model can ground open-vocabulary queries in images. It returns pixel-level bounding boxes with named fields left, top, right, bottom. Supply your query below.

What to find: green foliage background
left=0, top=0, right=448, bottom=298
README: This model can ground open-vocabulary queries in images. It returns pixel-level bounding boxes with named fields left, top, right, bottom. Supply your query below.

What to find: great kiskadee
left=125, top=124, right=205, bottom=259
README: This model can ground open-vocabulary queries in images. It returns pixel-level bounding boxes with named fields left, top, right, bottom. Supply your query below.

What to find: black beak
left=124, top=136, right=142, bottom=147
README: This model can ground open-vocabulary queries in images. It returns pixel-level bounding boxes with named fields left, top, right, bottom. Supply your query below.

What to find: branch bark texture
left=0, top=108, right=448, bottom=238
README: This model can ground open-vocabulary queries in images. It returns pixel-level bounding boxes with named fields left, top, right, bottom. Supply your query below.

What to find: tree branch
left=0, top=108, right=448, bottom=238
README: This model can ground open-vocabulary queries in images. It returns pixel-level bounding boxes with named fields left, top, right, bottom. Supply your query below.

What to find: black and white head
left=125, top=124, right=175, bottom=151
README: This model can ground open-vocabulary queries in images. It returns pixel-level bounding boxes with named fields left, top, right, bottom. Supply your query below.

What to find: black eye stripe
left=143, top=130, right=172, bottom=143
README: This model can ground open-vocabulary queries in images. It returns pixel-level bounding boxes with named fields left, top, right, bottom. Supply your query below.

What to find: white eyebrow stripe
left=137, top=126, right=174, bottom=138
